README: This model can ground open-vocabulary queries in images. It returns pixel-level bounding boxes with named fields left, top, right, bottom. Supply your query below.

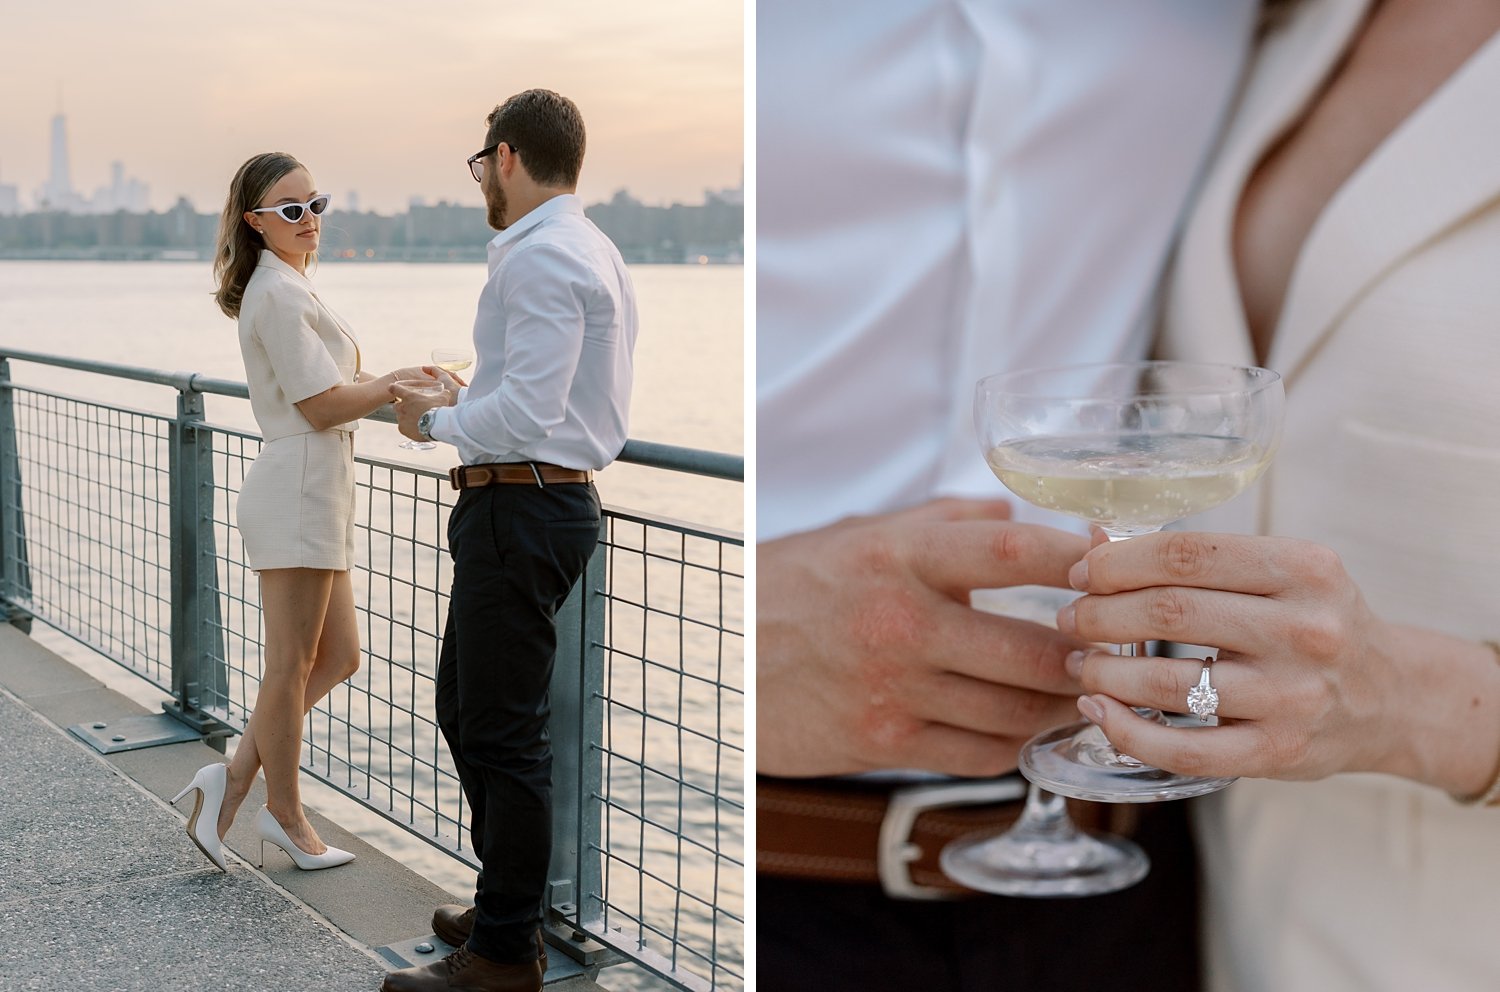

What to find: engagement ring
left=1187, top=657, right=1219, bottom=724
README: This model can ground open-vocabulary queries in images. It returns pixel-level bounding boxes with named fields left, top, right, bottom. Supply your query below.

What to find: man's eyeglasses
left=251, top=194, right=332, bottom=223
left=467, top=142, right=517, bottom=183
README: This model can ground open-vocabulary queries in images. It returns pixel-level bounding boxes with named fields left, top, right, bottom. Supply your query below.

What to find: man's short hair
left=485, top=89, right=587, bottom=188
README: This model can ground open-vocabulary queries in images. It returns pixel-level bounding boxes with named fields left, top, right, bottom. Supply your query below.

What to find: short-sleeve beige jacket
left=1158, top=1, right=1500, bottom=988
left=237, top=250, right=361, bottom=440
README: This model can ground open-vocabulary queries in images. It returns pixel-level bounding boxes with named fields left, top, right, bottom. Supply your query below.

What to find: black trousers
left=435, top=481, right=601, bottom=963
left=758, top=800, right=1202, bottom=992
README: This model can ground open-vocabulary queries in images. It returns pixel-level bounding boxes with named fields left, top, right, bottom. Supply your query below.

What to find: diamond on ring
left=1187, top=656, right=1219, bottom=724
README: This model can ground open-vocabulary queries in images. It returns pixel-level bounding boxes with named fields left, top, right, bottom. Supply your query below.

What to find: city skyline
left=0, top=1, right=743, bottom=214
left=0, top=110, right=741, bottom=217
left=7, top=112, right=152, bottom=215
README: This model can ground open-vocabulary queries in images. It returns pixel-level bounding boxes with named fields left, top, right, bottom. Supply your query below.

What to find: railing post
left=547, top=535, right=608, bottom=956
left=0, top=358, right=33, bottom=633
left=164, top=386, right=231, bottom=749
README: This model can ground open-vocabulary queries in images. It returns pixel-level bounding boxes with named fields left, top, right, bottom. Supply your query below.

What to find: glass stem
left=1101, top=526, right=1171, bottom=728
left=1009, top=785, right=1078, bottom=842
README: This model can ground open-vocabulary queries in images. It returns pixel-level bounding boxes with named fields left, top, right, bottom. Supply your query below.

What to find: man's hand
left=391, top=379, right=451, bottom=441
left=757, top=498, right=1093, bottom=778
left=421, top=364, right=467, bottom=400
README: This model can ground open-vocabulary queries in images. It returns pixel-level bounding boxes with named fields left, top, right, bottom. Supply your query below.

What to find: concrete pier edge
left=0, top=624, right=604, bottom=992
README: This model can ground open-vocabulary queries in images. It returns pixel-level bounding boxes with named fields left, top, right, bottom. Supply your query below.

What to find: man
left=384, top=88, right=638, bottom=992
left=757, top=2, right=1259, bottom=989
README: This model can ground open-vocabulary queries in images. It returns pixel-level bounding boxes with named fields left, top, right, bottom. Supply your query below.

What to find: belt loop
left=528, top=461, right=546, bottom=487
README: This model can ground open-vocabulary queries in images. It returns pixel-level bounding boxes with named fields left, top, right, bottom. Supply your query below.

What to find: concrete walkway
left=0, top=626, right=605, bottom=992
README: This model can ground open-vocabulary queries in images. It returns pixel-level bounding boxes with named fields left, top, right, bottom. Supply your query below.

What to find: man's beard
left=485, top=177, right=508, bottom=230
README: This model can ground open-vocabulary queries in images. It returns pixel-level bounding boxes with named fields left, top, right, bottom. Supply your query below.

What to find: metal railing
left=0, top=348, right=744, bottom=992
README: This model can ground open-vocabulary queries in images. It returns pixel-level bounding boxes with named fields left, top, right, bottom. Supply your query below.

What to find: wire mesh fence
left=0, top=388, right=173, bottom=689
left=593, top=513, right=745, bottom=991
left=0, top=355, right=743, bottom=992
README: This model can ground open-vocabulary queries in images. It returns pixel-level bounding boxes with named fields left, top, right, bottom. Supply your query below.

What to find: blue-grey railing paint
left=164, top=387, right=230, bottom=742
left=0, top=359, right=31, bottom=632
left=0, top=347, right=744, bottom=480
left=0, top=348, right=741, bottom=992
left=549, top=537, right=608, bottom=933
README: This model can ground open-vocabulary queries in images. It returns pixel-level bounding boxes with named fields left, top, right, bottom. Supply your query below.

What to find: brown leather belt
left=758, top=776, right=1140, bottom=899
left=449, top=462, right=593, bottom=490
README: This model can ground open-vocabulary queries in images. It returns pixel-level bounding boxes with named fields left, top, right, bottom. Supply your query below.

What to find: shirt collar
left=486, top=193, right=583, bottom=257
left=257, top=249, right=311, bottom=283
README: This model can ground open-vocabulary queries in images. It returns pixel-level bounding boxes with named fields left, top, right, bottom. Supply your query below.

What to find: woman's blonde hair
left=212, top=152, right=306, bottom=318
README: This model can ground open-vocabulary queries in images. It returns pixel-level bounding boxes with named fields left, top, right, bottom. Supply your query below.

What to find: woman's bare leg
left=218, top=568, right=360, bottom=852
left=219, top=570, right=361, bottom=840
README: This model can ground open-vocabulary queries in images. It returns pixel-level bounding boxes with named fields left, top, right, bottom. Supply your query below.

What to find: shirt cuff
left=427, top=404, right=463, bottom=446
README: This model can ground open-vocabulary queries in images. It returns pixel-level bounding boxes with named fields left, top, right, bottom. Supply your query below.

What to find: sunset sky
left=0, top=0, right=743, bottom=214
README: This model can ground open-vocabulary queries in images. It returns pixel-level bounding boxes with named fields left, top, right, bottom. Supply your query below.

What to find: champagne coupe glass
left=395, top=379, right=448, bottom=451
left=430, top=346, right=474, bottom=375
left=942, top=361, right=1284, bottom=897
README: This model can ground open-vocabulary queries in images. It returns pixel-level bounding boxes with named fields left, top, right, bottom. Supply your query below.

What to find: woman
left=171, top=152, right=431, bottom=871
left=1057, top=1, right=1500, bottom=989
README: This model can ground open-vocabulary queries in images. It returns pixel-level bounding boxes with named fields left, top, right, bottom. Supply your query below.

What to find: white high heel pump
left=254, top=806, right=355, bottom=870
left=169, top=763, right=229, bottom=871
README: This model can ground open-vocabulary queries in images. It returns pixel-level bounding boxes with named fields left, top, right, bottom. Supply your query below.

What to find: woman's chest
left=1234, top=1, right=1500, bottom=358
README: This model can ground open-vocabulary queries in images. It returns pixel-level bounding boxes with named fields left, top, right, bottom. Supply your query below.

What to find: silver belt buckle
left=876, top=776, right=1027, bottom=900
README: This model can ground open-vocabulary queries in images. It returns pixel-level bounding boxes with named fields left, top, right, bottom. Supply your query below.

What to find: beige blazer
left=1158, top=1, right=1500, bottom=990
left=238, top=250, right=362, bottom=441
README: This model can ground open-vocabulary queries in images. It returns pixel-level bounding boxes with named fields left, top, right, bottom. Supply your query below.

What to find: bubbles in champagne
left=985, top=433, right=1268, bottom=533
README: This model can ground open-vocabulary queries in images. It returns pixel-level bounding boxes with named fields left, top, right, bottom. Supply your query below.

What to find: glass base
left=941, top=824, right=1149, bottom=898
left=1019, top=719, right=1237, bottom=803
left=399, top=440, right=438, bottom=451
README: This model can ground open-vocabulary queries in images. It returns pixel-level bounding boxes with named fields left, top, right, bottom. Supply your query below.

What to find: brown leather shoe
left=431, top=905, right=476, bottom=948
left=430, top=907, right=547, bottom=976
left=380, top=944, right=540, bottom=992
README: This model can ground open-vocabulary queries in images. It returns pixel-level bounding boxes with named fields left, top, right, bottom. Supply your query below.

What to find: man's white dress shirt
left=428, top=193, right=638, bottom=471
left=757, top=0, right=1259, bottom=541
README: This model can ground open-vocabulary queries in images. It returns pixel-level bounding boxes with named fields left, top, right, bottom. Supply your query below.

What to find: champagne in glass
left=431, top=347, right=473, bottom=374
left=984, top=432, right=1272, bottom=538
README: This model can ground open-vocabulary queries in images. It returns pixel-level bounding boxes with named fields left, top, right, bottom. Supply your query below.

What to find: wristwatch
left=417, top=407, right=438, bottom=442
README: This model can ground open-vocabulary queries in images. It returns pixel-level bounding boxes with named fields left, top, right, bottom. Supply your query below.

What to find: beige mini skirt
left=236, top=430, right=356, bottom=572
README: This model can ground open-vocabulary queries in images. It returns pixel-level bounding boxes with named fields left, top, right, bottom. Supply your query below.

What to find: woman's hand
left=1055, top=531, right=1500, bottom=794
left=386, top=366, right=436, bottom=384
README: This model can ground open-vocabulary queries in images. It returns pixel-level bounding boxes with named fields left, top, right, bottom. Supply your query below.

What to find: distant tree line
left=0, top=189, right=743, bottom=264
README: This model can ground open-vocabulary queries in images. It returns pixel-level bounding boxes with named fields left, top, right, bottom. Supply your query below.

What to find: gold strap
left=1457, top=640, right=1500, bottom=807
